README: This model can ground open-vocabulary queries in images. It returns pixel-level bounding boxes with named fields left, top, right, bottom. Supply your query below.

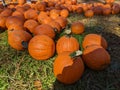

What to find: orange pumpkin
left=103, top=8, right=111, bottom=16
left=105, top=0, right=115, bottom=4
left=82, top=45, right=110, bottom=70
left=33, top=24, right=55, bottom=39
left=76, top=7, right=83, bottom=14
left=54, top=51, right=84, bottom=84
left=0, top=8, right=13, bottom=17
left=28, top=35, right=55, bottom=60
left=24, top=9, right=39, bottom=20
left=35, top=2, right=46, bottom=11
left=82, top=34, right=108, bottom=49
left=8, top=29, right=32, bottom=50
left=24, top=19, right=39, bottom=33
left=60, top=9, right=69, bottom=18
left=56, top=35, right=79, bottom=54
left=71, top=21, right=85, bottom=34
left=84, top=9, right=94, bottom=18
left=48, top=21, right=61, bottom=33
left=6, top=16, right=24, bottom=29
left=50, top=9, right=60, bottom=19
left=18, top=0, right=26, bottom=5
left=54, top=16, right=67, bottom=29
left=0, top=16, right=7, bottom=29
left=92, top=6, right=103, bottom=15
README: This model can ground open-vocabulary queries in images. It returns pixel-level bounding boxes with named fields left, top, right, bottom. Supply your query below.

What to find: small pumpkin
left=24, top=9, right=39, bottom=20
left=18, top=0, right=26, bottom=5
left=76, top=7, right=83, bottom=14
left=28, top=35, right=55, bottom=60
left=71, top=21, right=85, bottom=34
left=105, top=0, right=115, bottom=4
left=82, top=34, right=108, bottom=49
left=8, top=29, right=32, bottom=50
left=50, top=9, right=60, bottom=19
left=82, top=45, right=110, bottom=70
left=60, top=9, right=69, bottom=18
left=54, top=16, right=67, bottom=29
left=33, top=24, right=55, bottom=39
left=56, top=35, right=79, bottom=54
left=24, top=19, right=39, bottom=33
left=54, top=51, right=84, bottom=84
left=84, top=9, right=94, bottom=18
left=92, top=6, right=103, bottom=15
left=103, top=8, right=111, bottom=16
left=111, top=4, right=120, bottom=14
left=35, top=2, right=46, bottom=11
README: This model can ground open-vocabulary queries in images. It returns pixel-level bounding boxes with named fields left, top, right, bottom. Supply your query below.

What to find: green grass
left=0, top=13, right=120, bottom=90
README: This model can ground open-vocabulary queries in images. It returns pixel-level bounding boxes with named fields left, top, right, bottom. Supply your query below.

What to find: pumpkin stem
left=70, top=50, right=82, bottom=58
left=21, top=41, right=28, bottom=49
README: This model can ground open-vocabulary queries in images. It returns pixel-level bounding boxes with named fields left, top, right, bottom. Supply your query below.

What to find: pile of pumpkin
left=0, top=0, right=114, bottom=85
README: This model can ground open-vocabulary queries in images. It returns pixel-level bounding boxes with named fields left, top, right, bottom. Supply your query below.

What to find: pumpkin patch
left=1, top=0, right=119, bottom=88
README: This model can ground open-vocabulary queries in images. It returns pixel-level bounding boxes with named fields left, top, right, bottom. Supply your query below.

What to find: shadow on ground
left=52, top=29, right=120, bottom=90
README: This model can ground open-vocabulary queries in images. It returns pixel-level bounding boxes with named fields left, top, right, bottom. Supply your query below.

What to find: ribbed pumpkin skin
left=33, top=24, right=55, bottom=39
left=56, top=36, right=79, bottom=54
left=71, top=22, right=84, bottom=34
left=8, top=30, right=32, bottom=50
left=28, top=35, right=55, bottom=60
left=54, top=52, right=84, bottom=84
left=82, top=45, right=110, bottom=70
left=82, top=34, right=108, bottom=49
left=24, top=19, right=39, bottom=33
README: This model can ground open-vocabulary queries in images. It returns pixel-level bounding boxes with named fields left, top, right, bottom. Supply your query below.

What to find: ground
left=0, top=1, right=120, bottom=90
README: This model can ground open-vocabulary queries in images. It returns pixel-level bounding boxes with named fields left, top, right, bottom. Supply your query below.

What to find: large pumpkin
left=8, top=29, right=32, bottom=50
left=33, top=24, right=55, bottom=39
left=82, top=34, right=108, bottom=49
left=82, top=45, right=110, bottom=70
left=0, top=8, right=13, bottom=17
left=71, top=21, right=85, bottom=34
left=56, top=35, right=79, bottom=54
left=28, top=35, right=55, bottom=60
left=0, top=16, right=7, bottom=29
left=6, top=16, right=24, bottom=29
left=54, top=51, right=84, bottom=84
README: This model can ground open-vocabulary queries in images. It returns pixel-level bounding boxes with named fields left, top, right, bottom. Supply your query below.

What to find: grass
left=0, top=13, right=120, bottom=90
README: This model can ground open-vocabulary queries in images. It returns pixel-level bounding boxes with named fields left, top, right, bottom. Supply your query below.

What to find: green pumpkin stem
left=21, top=41, right=28, bottom=49
left=70, top=50, right=82, bottom=58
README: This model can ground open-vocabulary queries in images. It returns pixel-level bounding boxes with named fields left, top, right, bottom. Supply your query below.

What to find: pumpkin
left=82, top=45, right=110, bottom=70
left=48, top=21, right=61, bottom=33
left=0, top=8, right=13, bottom=17
left=35, top=2, right=46, bottom=11
left=0, top=16, right=7, bottom=29
left=24, top=19, right=39, bottom=33
left=28, top=35, right=55, bottom=60
left=47, top=1, right=55, bottom=7
left=84, top=9, right=94, bottom=18
left=54, top=16, right=67, bottom=29
left=37, top=11, right=49, bottom=24
left=18, top=0, right=26, bottom=5
left=54, top=51, right=84, bottom=84
left=60, top=9, right=69, bottom=18
left=8, top=29, right=32, bottom=50
left=76, top=7, right=83, bottom=14
left=105, top=0, right=115, bottom=4
left=82, top=34, right=108, bottom=49
left=22, top=4, right=31, bottom=11
left=24, top=9, right=39, bottom=20
left=42, top=16, right=53, bottom=24
left=15, top=6, right=26, bottom=14
left=33, top=24, right=55, bottom=39
left=71, top=21, right=85, bottom=34
left=8, top=24, right=26, bottom=31
left=112, top=4, right=120, bottom=14
left=6, top=16, right=24, bottom=29
left=12, top=11, right=25, bottom=21
left=103, top=8, right=111, bottom=16
left=56, top=35, right=79, bottom=54
left=92, top=6, right=103, bottom=15
left=50, top=9, right=60, bottom=19
left=71, top=0, right=77, bottom=5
